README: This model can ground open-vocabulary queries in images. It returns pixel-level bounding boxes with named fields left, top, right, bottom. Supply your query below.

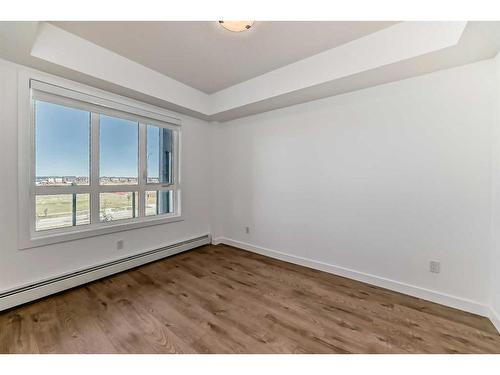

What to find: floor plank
left=0, top=244, right=499, bottom=353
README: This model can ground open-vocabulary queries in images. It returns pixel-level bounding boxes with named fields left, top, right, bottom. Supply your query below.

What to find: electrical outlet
left=430, top=260, right=440, bottom=273
left=116, top=240, right=124, bottom=250
left=245, top=226, right=250, bottom=234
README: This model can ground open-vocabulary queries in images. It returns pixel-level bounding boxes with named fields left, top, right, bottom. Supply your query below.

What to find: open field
left=36, top=194, right=90, bottom=219
left=35, top=192, right=160, bottom=230
left=36, top=194, right=90, bottom=231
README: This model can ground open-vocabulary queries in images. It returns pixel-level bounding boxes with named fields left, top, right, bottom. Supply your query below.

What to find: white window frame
left=18, top=72, right=183, bottom=249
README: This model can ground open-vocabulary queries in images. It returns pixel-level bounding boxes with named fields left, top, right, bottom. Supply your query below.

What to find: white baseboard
left=214, top=237, right=491, bottom=320
left=212, top=237, right=224, bottom=245
left=489, top=307, right=500, bottom=333
left=0, top=234, right=211, bottom=312
left=4, top=234, right=498, bottom=334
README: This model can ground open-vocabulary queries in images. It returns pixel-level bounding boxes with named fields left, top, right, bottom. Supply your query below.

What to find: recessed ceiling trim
left=25, top=21, right=481, bottom=122
left=210, top=21, right=468, bottom=114
left=31, top=22, right=210, bottom=115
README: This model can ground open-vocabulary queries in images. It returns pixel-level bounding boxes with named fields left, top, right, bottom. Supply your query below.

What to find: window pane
left=100, top=115, right=138, bottom=185
left=100, top=192, right=138, bottom=222
left=35, top=194, right=90, bottom=231
left=76, top=194, right=91, bottom=226
left=147, top=125, right=173, bottom=184
left=145, top=191, right=157, bottom=216
left=145, top=190, right=173, bottom=216
left=35, top=101, right=90, bottom=186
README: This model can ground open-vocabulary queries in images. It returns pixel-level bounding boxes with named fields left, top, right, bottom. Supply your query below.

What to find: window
left=20, top=78, right=182, bottom=248
left=36, top=194, right=90, bottom=231
left=100, top=192, right=139, bottom=222
left=147, top=125, right=172, bottom=184
left=35, top=101, right=90, bottom=186
left=145, top=190, right=174, bottom=216
left=100, top=115, right=139, bottom=185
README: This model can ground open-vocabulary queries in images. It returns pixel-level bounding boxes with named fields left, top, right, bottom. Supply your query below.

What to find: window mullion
left=90, top=112, right=100, bottom=224
left=138, top=123, right=147, bottom=218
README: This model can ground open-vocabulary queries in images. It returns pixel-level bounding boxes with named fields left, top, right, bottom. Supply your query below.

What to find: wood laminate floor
left=0, top=244, right=499, bottom=353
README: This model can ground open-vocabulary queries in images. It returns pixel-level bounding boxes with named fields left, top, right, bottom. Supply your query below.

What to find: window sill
left=19, top=214, right=184, bottom=250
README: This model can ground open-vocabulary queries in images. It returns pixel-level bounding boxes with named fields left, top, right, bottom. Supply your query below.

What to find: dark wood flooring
left=0, top=244, right=499, bottom=353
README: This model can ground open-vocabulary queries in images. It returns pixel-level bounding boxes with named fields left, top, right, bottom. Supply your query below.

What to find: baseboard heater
left=0, top=234, right=211, bottom=312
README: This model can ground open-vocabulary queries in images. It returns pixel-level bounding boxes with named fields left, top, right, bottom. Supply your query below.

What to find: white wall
left=213, top=60, right=497, bottom=314
left=0, top=60, right=212, bottom=292
left=491, top=53, right=500, bottom=329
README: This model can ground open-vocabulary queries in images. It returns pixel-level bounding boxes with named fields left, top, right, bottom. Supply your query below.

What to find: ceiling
left=51, top=21, right=397, bottom=93
left=0, top=21, right=499, bottom=122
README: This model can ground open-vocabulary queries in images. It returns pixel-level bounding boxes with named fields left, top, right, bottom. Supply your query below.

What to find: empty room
left=1, top=1, right=500, bottom=366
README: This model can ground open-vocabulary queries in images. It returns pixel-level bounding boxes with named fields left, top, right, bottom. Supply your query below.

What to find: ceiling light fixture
left=218, top=21, right=254, bottom=32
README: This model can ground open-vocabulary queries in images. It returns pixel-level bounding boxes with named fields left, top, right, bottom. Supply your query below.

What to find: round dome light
left=218, top=21, right=254, bottom=32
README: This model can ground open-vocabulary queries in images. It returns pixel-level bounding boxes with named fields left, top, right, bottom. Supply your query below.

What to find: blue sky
left=36, top=101, right=160, bottom=178
left=100, top=114, right=138, bottom=177
left=36, top=101, right=90, bottom=177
